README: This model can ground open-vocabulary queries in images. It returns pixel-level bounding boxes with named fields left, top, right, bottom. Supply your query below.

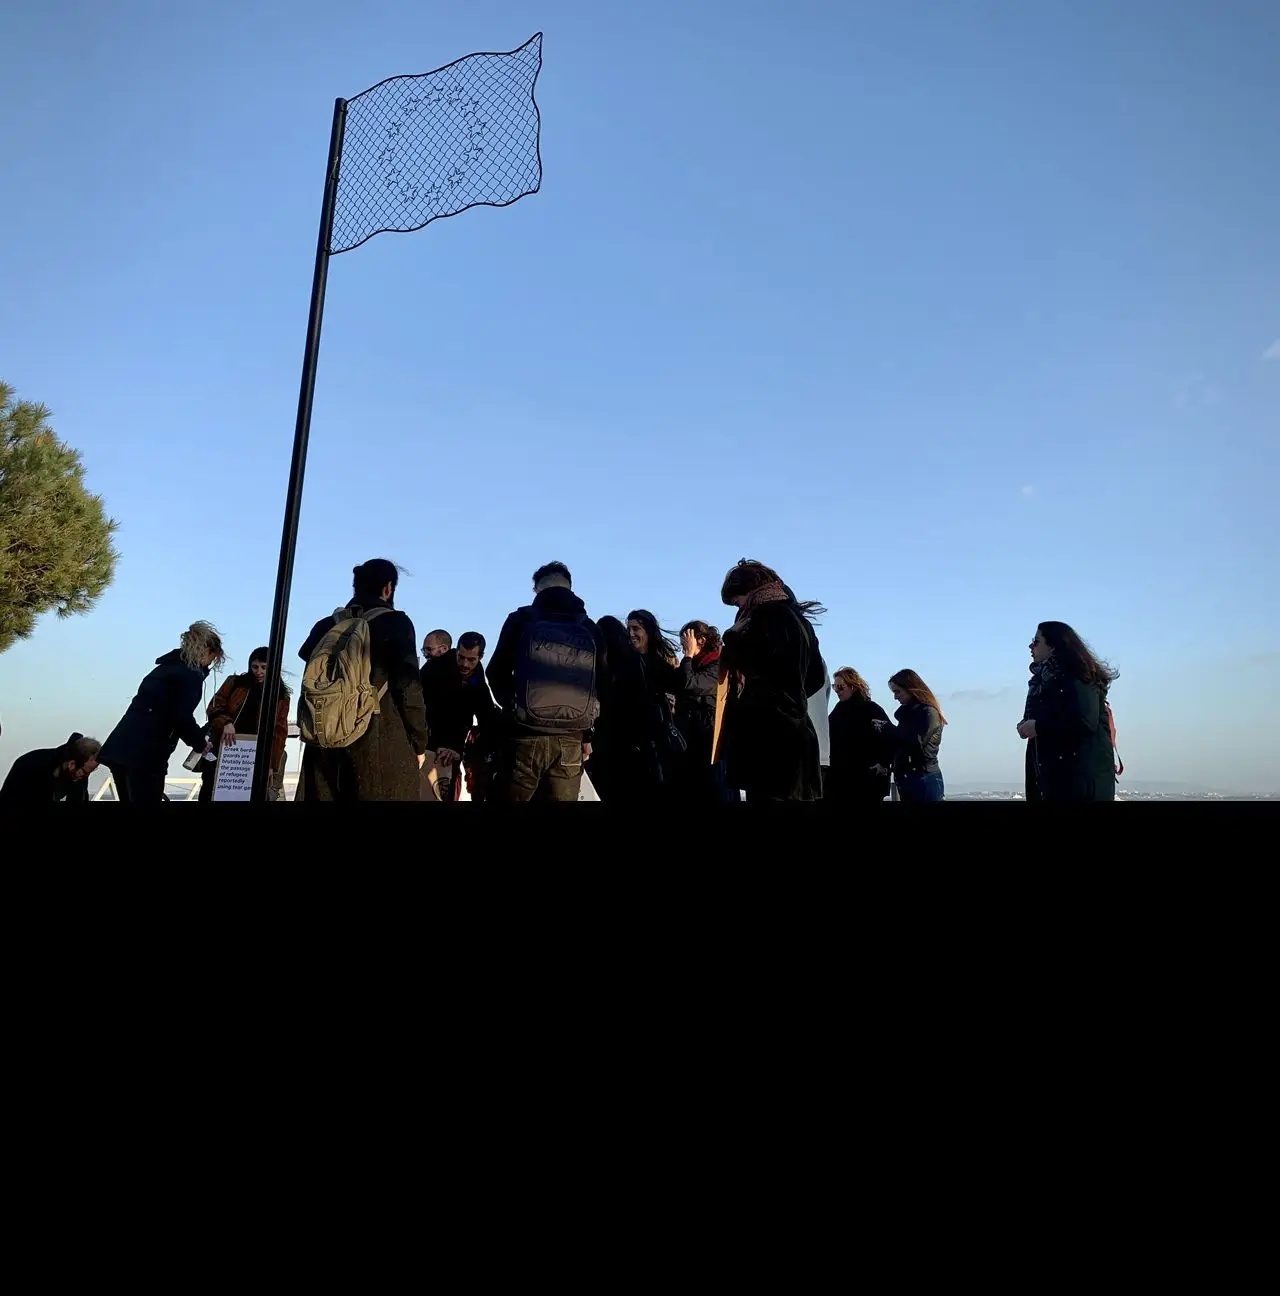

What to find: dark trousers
left=109, top=764, right=166, bottom=803
left=496, top=733, right=584, bottom=802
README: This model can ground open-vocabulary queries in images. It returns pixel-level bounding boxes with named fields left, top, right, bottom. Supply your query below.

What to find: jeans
left=898, top=771, right=945, bottom=802
left=496, top=733, right=585, bottom=802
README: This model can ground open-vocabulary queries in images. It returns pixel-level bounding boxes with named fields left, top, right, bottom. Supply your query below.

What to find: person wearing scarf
left=670, top=619, right=735, bottom=803
left=718, top=560, right=826, bottom=802
left=1018, top=621, right=1118, bottom=802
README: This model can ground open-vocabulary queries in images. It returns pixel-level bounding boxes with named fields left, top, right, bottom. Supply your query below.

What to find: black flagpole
left=251, top=97, right=348, bottom=803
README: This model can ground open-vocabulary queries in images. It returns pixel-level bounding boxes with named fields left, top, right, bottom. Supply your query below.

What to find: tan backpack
left=297, top=606, right=391, bottom=748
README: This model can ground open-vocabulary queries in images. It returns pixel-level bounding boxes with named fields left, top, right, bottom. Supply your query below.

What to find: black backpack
left=514, top=613, right=601, bottom=732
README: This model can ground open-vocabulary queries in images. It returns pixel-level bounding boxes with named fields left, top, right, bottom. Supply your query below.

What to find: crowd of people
left=0, top=555, right=1123, bottom=806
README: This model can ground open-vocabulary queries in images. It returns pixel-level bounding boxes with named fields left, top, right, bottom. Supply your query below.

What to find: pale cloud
left=1020, top=485, right=1036, bottom=500
left=1264, top=340, right=1280, bottom=361
left=949, top=687, right=1017, bottom=703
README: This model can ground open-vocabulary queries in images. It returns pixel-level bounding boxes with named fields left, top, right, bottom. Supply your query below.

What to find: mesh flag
left=331, top=32, right=543, bottom=255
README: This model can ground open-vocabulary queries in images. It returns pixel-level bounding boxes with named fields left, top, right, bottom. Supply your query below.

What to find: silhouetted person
left=0, top=734, right=100, bottom=806
left=420, top=631, right=497, bottom=802
left=718, top=559, right=826, bottom=802
left=297, top=560, right=429, bottom=802
left=672, top=620, right=734, bottom=803
left=1019, top=621, right=1119, bottom=802
left=826, top=668, right=892, bottom=804
left=100, top=622, right=225, bottom=802
left=487, top=562, right=605, bottom=802
left=588, top=616, right=656, bottom=802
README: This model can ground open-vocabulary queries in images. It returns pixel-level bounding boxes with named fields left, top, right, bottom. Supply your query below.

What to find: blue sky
left=2, top=0, right=1277, bottom=793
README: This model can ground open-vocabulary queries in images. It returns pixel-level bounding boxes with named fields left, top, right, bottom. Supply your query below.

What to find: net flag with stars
left=330, top=32, right=543, bottom=256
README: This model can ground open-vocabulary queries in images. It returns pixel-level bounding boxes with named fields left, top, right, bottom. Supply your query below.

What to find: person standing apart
left=1018, top=621, right=1118, bottom=802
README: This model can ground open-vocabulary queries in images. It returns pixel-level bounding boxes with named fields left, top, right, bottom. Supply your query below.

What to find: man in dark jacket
left=486, top=562, right=607, bottom=802
left=0, top=734, right=100, bottom=805
left=420, top=631, right=497, bottom=802
left=296, top=560, right=430, bottom=802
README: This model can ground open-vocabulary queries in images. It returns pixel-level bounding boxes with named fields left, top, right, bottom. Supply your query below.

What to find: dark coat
left=100, top=650, right=208, bottom=775
left=720, top=600, right=824, bottom=801
left=0, top=741, right=91, bottom=806
left=889, top=700, right=944, bottom=781
left=296, top=602, right=429, bottom=802
left=419, top=654, right=498, bottom=755
left=827, top=696, right=893, bottom=803
left=672, top=651, right=720, bottom=767
left=587, top=644, right=655, bottom=802
left=1027, top=676, right=1116, bottom=802
left=486, top=586, right=608, bottom=738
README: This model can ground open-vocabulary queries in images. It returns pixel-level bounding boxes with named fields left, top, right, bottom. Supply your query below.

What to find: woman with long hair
left=588, top=616, right=657, bottom=802
left=674, top=619, right=735, bottom=803
left=200, top=647, right=292, bottom=802
left=100, top=621, right=227, bottom=802
left=827, top=667, right=894, bottom=804
left=887, top=669, right=947, bottom=802
left=296, top=559, right=429, bottom=802
left=718, top=559, right=826, bottom=801
left=1018, top=621, right=1119, bottom=801
left=627, top=608, right=686, bottom=792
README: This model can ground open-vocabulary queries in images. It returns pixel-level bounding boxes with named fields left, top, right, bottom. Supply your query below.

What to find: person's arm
left=298, top=616, right=332, bottom=664
left=485, top=612, right=523, bottom=713
left=870, top=703, right=895, bottom=767
left=206, top=678, right=237, bottom=743
left=471, top=669, right=499, bottom=734
left=389, top=615, right=430, bottom=755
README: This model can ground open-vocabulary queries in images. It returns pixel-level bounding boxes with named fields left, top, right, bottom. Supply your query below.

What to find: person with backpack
left=485, top=561, right=606, bottom=802
left=1018, top=622, right=1119, bottom=802
left=296, top=559, right=429, bottom=802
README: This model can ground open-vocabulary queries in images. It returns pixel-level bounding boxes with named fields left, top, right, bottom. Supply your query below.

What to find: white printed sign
left=212, top=737, right=258, bottom=802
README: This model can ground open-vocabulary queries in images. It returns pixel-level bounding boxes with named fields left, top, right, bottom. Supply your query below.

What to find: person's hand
left=221, top=725, right=236, bottom=747
left=583, top=742, right=593, bottom=761
left=1017, top=720, right=1036, bottom=740
left=872, top=764, right=889, bottom=775
left=438, top=747, right=461, bottom=766
left=681, top=630, right=699, bottom=659
left=417, top=752, right=427, bottom=769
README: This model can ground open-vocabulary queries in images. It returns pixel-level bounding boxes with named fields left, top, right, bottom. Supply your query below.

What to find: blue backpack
left=514, top=613, right=600, bottom=732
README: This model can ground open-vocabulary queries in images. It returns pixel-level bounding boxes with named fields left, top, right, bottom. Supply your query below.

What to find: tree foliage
left=0, top=381, right=119, bottom=655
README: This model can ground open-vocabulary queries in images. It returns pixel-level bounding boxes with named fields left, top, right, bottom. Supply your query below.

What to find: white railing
left=92, top=772, right=302, bottom=801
